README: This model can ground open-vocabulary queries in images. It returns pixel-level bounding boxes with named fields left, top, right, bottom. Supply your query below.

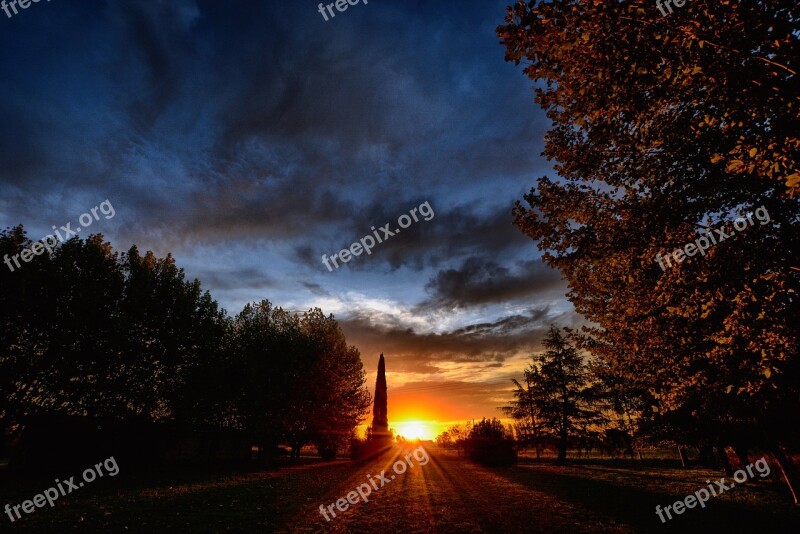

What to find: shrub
left=464, top=418, right=517, bottom=466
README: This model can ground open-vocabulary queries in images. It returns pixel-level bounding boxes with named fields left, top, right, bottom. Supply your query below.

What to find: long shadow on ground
left=490, top=459, right=800, bottom=534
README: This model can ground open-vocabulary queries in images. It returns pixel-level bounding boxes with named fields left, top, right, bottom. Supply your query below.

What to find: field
left=2, top=447, right=798, bottom=533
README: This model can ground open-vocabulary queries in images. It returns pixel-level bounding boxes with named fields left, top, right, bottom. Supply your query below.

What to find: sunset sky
left=0, top=0, right=583, bottom=437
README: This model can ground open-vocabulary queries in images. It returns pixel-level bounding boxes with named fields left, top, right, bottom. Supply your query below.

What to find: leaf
left=727, top=160, right=744, bottom=171
left=764, top=369, right=771, bottom=379
left=749, top=148, right=758, bottom=157
left=786, top=173, right=800, bottom=188
left=710, top=154, right=724, bottom=164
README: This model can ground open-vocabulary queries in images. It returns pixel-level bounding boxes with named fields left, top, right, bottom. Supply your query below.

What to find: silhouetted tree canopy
left=465, top=417, right=517, bottom=466
left=0, top=227, right=370, bottom=464
left=505, top=326, right=602, bottom=464
left=228, top=302, right=371, bottom=458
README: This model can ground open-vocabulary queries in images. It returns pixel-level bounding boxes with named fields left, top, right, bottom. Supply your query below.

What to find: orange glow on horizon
left=393, top=420, right=437, bottom=441
left=358, top=356, right=514, bottom=442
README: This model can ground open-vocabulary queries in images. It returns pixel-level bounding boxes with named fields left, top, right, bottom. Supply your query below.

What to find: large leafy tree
left=297, top=309, right=371, bottom=459
left=0, top=228, right=227, bottom=429
left=228, top=301, right=371, bottom=460
left=0, top=228, right=124, bottom=426
left=1, top=228, right=370, bottom=464
left=500, top=0, right=799, bottom=499
left=228, top=301, right=302, bottom=456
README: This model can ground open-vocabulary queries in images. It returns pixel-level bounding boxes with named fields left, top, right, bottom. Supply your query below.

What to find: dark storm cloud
left=303, top=282, right=330, bottom=297
left=421, top=257, right=566, bottom=309
left=339, top=306, right=578, bottom=374
left=0, top=0, right=569, bottom=355
left=306, top=200, right=535, bottom=273
left=0, top=0, right=548, bottom=270
left=192, top=267, right=275, bottom=291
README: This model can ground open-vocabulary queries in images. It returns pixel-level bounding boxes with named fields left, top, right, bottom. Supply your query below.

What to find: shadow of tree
left=490, top=462, right=800, bottom=534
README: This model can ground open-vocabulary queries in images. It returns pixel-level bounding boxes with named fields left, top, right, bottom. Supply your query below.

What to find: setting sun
left=393, top=420, right=436, bottom=441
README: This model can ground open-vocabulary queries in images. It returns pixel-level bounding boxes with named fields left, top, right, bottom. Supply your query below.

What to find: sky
left=0, top=0, right=583, bottom=439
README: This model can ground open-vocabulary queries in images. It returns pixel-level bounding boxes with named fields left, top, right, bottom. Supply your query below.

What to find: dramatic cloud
left=339, top=306, right=578, bottom=375
left=422, top=257, right=567, bottom=309
left=0, top=0, right=574, bottom=423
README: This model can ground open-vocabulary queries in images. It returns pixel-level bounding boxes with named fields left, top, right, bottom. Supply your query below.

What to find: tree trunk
left=527, top=377, right=540, bottom=461
left=532, top=420, right=540, bottom=460
left=716, top=442, right=734, bottom=476
left=557, top=417, right=568, bottom=465
left=556, top=442, right=567, bottom=465
left=769, top=444, right=800, bottom=505
left=678, top=446, right=689, bottom=468
left=556, top=388, right=568, bottom=466
left=733, top=445, right=750, bottom=469
left=698, top=444, right=715, bottom=468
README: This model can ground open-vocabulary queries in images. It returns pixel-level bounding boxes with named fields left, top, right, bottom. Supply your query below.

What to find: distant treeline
left=438, top=326, right=800, bottom=502
left=0, top=226, right=371, bottom=468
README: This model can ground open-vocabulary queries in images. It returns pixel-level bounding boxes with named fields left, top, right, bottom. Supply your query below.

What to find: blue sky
left=0, top=0, right=582, bottom=421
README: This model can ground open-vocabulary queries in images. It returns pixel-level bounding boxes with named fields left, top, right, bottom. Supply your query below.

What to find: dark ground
left=1, top=448, right=798, bottom=533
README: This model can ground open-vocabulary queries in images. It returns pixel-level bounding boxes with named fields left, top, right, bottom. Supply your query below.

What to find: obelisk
left=371, top=353, right=389, bottom=437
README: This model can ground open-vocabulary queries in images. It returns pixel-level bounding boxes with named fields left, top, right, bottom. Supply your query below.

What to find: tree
left=500, top=0, right=799, bottom=498
left=296, top=308, right=372, bottom=459
left=501, top=366, right=544, bottom=459
left=585, top=356, right=651, bottom=460
left=229, top=302, right=371, bottom=461
left=465, top=417, right=517, bottom=466
left=0, top=228, right=124, bottom=429
left=435, top=430, right=454, bottom=449
left=530, top=326, right=602, bottom=464
left=1, top=227, right=368, bottom=467
left=0, top=228, right=231, bottom=466
left=435, top=422, right=472, bottom=454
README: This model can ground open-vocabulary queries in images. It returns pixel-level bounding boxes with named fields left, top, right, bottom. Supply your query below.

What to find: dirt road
left=277, top=447, right=632, bottom=533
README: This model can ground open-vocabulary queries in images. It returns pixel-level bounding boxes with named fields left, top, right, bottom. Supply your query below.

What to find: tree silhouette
left=0, top=227, right=370, bottom=467
left=501, top=366, right=543, bottom=459
left=529, top=326, right=601, bottom=464
left=465, top=417, right=516, bottom=466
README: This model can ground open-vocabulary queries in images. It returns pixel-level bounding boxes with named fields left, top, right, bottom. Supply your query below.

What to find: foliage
left=500, top=0, right=799, bottom=470
left=0, top=227, right=370, bottom=464
left=464, top=417, right=516, bottom=466
left=503, top=326, right=603, bottom=464
left=468, top=417, right=512, bottom=441
left=435, top=422, right=472, bottom=452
